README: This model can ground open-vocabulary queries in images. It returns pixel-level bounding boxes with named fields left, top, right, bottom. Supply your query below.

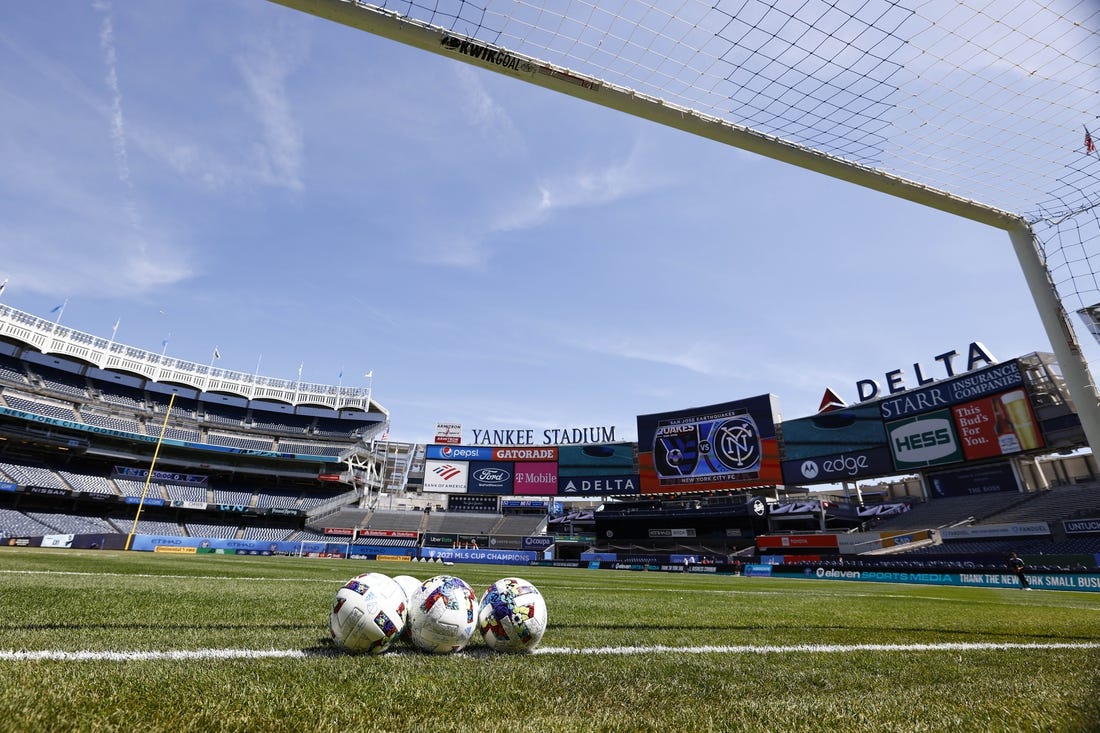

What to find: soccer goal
left=265, top=0, right=1100, bottom=449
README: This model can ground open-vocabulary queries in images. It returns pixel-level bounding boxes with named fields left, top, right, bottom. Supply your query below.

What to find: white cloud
left=234, top=34, right=305, bottom=192
left=454, top=65, right=523, bottom=154
left=0, top=221, right=192, bottom=298
left=422, top=137, right=664, bottom=267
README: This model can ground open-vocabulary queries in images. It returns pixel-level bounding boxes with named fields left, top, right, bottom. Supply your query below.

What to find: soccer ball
left=406, top=575, right=478, bottom=654
left=392, top=574, right=422, bottom=604
left=392, top=574, right=422, bottom=640
left=328, top=572, right=407, bottom=654
left=477, top=577, right=548, bottom=653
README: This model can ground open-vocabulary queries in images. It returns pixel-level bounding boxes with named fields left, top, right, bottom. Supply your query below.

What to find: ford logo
left=473, top=468, right=510, bottom=483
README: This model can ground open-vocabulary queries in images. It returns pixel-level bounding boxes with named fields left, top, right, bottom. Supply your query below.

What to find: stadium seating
left=185, top=521, right=240, bottom=539
left=427, top=512, right=500, bottom=535
left=1, top=392, right=80, bottom=422
left=113, top=479, right=165, bottom=499
left=0, top=354, right=29, bottom=384
left=78, top=411, right=143, bottom=434
left=0, top=508, right=57, bottom=537
left=206, top=432, right=275, bottom=450
left=240, top=525, right=294, bottom=541
left=165, top=484, right=208, bottom=502
left=57, top=470, right=118, bottom=495
left=868, top=492, right=1029, bottom=531
left=493, top=514, right=547, bottom=536
left=0, top=461, right=68, bottom=489
left=212, top=488, right=255, bottom=506
left=25, top=511, right=115, bottom=535
left=27, top=364, right=88, bottom=399
left=360, top=510, right=425, bottom=532
left=981, top=484, right=1100, bottom=523
left=105, top=515, right=183, bottom=536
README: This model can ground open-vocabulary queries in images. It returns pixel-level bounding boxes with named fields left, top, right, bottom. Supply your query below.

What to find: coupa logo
left=889, top=416, right=958, bottom=464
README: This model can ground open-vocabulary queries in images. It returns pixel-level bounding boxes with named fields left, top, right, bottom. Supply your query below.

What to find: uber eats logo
left=887, top=410, right=963, bottom=469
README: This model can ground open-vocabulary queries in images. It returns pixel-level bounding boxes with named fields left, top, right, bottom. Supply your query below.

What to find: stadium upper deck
left=0, top=306, right=396, bottom=548
left=0, top=303, right=383, bottom=413
left=0, top=303, right=386, bottom=463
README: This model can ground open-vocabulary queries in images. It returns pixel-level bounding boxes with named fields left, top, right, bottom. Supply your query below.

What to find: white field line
left=2, top=641, right=1098, bottom=662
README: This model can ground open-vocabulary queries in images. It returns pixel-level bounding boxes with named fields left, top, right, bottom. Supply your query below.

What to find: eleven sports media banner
left=636, top=394, right=782, bottom=494
left=422, top=443, right=639, bottom=496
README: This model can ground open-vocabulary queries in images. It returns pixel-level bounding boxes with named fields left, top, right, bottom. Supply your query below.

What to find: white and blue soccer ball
left=477, top=577, right=548, bottom=653
left=407, top=575, right=478, bottom=654
left=392, top=574, right=422, bottom=605
left=392, top=574, right=422, bottom=640
left=329, top=572, right=407, bottom=654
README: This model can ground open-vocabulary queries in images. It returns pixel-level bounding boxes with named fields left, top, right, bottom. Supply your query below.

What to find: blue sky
left=0, top=1, right=1086, bottom=445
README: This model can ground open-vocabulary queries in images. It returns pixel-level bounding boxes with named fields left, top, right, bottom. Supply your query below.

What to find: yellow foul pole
left=124, top=393, right=176, bottom=551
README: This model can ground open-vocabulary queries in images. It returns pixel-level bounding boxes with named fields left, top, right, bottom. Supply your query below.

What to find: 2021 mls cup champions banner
left=636, top=394, right=782, bottom=495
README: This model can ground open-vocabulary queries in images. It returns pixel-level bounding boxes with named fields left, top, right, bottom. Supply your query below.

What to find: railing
left=0, top=304, right=372, bottom=410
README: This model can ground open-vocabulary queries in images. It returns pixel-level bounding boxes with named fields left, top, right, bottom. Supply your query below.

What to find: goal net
left=267, top=0, right=1100, bottom=445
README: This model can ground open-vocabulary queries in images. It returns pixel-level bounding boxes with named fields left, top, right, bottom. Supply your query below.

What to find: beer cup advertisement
left=949, top=387, right=1044, bottom=460
left=1000, top=389, right=1043, bottom=450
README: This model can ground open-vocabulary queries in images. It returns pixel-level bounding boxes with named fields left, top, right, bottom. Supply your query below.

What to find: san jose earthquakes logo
left=653, top=424, right=699, bottom=476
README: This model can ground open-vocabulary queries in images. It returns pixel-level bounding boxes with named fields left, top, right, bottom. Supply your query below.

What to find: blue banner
left=781, top=445, right=895, bottom=485
left=467, top=461, right=514, bottom=494
left=123, top=496, right=165, bottom=506
left=419, top=547, right=538, bottom=565
left=425, top=444, right=495, bottom=461
left=130, top=535, right=281, bottom=553
left=558, top=473, right=639, bottom=495
left=794, top=565, right=1100, bottom=592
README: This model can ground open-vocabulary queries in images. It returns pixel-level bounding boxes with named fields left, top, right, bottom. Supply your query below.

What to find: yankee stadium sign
left=468, top=425, right=618, bottom=446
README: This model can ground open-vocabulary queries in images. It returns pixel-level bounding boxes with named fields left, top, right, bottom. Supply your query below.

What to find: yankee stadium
left=2, top=1, right=1099, bottom=731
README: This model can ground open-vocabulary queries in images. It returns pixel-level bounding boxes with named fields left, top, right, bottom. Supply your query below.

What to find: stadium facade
left=1, top=304, right=1099, bottom=576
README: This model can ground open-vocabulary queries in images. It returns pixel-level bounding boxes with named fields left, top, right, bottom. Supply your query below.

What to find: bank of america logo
left=433, top=464, right=462, bottom=480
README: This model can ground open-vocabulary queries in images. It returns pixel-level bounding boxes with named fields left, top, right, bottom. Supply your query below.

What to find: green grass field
left=1, top=548, right=1098, bottom=732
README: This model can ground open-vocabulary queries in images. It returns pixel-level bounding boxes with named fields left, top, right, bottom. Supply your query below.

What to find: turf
left=1, top=548, right=1097, bottom=732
